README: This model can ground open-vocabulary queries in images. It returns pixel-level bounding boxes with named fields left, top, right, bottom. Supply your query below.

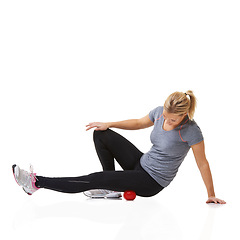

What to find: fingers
left=215, top=198, right=226, bottom=204
left=86, top=123, right=96, bottom=131
left=218, top=199, right=226, bottom=204
left=86, top=122, right=102, bottom=131
left=86, top=126, right=92, bottom=131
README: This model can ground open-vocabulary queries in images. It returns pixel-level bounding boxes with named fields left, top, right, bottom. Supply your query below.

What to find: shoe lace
left=29, top=164, right=38, bottom=183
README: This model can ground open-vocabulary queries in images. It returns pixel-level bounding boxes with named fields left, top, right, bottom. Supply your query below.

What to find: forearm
left=199, top=161, right=215, bottom=197
left=108, top=119, right=141, bottom=130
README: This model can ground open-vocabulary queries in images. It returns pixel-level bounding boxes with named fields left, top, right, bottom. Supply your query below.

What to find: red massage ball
left=123, top=190, right=136, bottom=200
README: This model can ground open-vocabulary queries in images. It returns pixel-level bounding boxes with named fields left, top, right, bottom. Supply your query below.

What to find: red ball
left=123, top=190, right=136, bottom=201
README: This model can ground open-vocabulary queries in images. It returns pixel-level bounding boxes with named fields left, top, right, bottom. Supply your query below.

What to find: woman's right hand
left=86, top=122, right=109, bottom=131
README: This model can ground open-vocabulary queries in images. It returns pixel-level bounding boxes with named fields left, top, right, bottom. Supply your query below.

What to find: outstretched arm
left=86, top=114, right=154, bottom=131
left=191, top=141, right=226, bottom=204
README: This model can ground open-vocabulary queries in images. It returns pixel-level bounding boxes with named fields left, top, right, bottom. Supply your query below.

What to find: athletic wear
left=12, top=164, right=39, bottom=195
left=140, top=106, right=204, bottom=187
left=35, top=163, right=163, bottom=197
left=83, top=189, right=122, bottom=198
left=34, top=130, right=164, bottom=197
left=12, top=106, right=204, bottom=197
left=93, top=129, right=143, bottom=171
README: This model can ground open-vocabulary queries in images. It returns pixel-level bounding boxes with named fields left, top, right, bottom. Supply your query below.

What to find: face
left=162, top=110, right=187, bottom=127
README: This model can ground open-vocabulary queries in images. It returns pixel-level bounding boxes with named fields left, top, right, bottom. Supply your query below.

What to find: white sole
left=83, top=192, right=122, bottom=199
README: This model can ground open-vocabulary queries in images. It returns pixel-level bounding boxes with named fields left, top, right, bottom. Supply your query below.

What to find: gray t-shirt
left=140, top=106, right=204, bottom=187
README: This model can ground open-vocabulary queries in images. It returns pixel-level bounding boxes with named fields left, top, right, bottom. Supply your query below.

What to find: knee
left=93, top=129, right=109, bottom=143
left=93, top=129, right=103, bottom=140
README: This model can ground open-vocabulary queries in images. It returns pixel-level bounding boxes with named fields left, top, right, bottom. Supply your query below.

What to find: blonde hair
left=164, top=90, right=197, bottom=120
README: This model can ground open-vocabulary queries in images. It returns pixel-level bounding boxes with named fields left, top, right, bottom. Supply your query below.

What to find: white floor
left=3, top=180, right=239, bottom=240
left=1, top=1, right=240, bottom=239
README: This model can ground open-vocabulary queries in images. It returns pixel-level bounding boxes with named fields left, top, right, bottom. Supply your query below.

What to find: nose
left=166, top=119, right=172, bottom=125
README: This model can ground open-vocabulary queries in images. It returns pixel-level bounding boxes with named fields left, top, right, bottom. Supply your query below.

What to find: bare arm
left=191, top=141, right=226, bottom=204
left=86, top=115, right=153, bottom=131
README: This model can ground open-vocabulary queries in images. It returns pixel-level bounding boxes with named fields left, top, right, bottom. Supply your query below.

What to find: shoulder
left=150, top=106, right=163, bottom=113
left=181, top=120, right=204, bottom=146
left=149, top=106, right=163, bottom=122
left=187, top=120, right=202, bottom=132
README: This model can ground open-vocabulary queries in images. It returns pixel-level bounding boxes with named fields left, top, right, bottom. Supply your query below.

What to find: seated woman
left=12, top=90, right=226, bottom=204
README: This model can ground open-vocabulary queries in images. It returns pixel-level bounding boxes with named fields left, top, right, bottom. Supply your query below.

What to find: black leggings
left=36, top=129, right=164, bottom=197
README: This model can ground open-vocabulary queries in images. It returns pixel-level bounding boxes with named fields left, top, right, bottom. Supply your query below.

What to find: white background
left=0, top=1, right=239, bottom=239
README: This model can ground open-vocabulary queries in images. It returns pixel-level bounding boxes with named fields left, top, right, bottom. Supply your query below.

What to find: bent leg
left=93, top=129, right=143, bottom=171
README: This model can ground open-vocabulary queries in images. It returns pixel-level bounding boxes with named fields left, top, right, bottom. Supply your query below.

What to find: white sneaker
left=83, top=189, right=122, bottom=199
left=12, top=164, right=39, bottom=195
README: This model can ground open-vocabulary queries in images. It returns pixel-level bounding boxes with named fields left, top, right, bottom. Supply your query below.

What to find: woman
left=12, top=91, right=226, bottom=204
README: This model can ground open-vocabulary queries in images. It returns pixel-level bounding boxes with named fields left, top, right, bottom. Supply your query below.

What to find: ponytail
left=185, top=90, right=197, bottom=120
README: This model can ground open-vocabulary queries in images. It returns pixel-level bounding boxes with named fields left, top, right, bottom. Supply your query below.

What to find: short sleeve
left=149, top=106, right=163, bottom=123
left=187, top=123, right=204, bottom=146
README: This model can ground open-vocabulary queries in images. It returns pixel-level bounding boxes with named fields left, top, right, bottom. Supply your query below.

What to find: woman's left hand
left=206, top=196, right=226, bottom=204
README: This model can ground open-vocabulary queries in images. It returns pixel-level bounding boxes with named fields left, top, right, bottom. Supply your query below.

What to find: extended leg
left=36, top=164, right=163, bottom=197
